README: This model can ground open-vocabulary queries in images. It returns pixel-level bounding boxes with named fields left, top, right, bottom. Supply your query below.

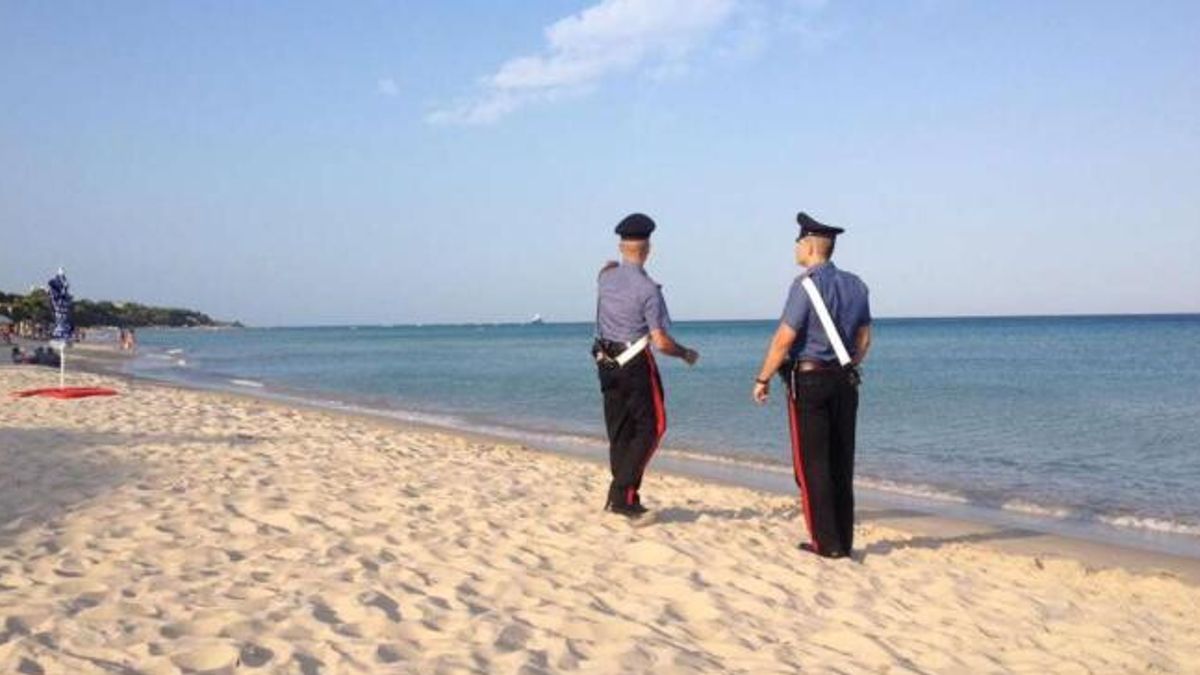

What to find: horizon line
left=213, top=310, right=1200, bottom=330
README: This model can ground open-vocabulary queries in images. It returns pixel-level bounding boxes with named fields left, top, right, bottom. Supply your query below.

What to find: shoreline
left=65, top=341, right=1200, bottom=583
left=4, top=361, right=1200, bottom=671
left=78, top=339, right=1200, bottom=565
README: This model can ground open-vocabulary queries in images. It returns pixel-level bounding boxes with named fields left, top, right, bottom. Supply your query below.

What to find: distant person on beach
left=592, top=213, right=699, bottom=518
left=752, top=212, right=872, bottom=559
left=120, top=328, right=137, bottom=351
left=32, top=346, right=60, bottom=367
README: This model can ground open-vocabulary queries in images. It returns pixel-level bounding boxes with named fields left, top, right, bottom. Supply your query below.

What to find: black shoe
left=798, top=542, right=847, bottom=559
left=608, top=502, right=648, bottom=518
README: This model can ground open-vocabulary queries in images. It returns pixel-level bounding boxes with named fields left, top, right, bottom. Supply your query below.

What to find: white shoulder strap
left=800, top=277, right=852, bottom=366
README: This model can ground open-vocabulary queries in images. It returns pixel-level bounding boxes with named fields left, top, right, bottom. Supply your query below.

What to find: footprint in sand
left=311, top=601, right=341, bottom=625
left=359, top=591, right=402, bottom=622
left=376, top=644, right=404, bottom=664
left=63, top=594, right=104, bottom=617
left=494, top=623, right=532, bottom=653
left=293, top=652, right=324, bottom=675
left=238, top=643, right=274, bottom=668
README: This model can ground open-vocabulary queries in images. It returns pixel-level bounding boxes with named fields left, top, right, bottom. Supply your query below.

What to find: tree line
left=0, top=288, right=235, bottom=328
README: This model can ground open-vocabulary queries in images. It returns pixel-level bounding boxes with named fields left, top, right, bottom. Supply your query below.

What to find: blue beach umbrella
left=10, top=269, right=117, bottom=399
left=47, top=268, right=73, bottom=388
left=48, top=269, right=73, bottom=341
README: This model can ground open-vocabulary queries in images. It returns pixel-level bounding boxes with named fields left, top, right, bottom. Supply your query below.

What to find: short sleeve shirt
left=597, top=262, right=672, bottom=342
left=780, top=262, right=871, bottom=362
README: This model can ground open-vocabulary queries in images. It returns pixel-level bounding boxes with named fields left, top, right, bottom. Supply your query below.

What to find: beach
left=121, top=317, right=1200, bottom=550
left=3, top=364, right=1200, bottom=674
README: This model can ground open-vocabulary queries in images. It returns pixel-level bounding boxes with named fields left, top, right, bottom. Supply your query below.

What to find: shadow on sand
left=858, top=527, right=1041, bottom=561
left=850, top=506, right=1043, bottom=560
left=0, top=427, right=262, bottom=548
left=648, top=506, right=766, bottom=525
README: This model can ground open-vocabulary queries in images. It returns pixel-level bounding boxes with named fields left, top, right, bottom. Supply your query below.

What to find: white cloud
left=377, top=78, right=400, bottom=97
left=428, top=0, right=831, bottom=125
left=429, top=0, right=735, bottom=125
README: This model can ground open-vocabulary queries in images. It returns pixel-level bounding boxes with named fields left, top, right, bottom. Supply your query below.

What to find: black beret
left=796, top=212, right=845, bottom=239
left=615, top=213, right=656, bottom=240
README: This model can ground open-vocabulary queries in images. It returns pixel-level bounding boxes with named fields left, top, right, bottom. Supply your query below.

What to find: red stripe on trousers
left=628, top=351, right=667, bottom=505
left=786, top=395, right=819, bottom=554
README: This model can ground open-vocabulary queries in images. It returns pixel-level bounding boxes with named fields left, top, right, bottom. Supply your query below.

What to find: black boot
left=605, top=484, right=647, bottom=517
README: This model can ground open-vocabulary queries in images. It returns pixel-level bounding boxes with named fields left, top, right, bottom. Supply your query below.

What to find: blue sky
left=2, top=1, right=1197, bottom=325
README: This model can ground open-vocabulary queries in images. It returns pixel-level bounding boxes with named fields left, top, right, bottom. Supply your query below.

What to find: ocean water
left=130, top=315, right=1200, bottom=553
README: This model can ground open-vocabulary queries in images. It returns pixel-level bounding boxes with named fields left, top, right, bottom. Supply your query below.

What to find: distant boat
left=529, top=313, right=545, bottom=325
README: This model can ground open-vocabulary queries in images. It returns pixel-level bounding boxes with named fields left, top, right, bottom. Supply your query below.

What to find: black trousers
left=598, top=351, right=666, bottom=508
left=785, top=368, right=859, bottom=555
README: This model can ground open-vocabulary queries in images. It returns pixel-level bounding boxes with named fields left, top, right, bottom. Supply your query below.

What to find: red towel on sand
left=11, top=387, right=119, bottom=399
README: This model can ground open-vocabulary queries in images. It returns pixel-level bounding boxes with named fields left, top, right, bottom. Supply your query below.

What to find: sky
left=1, top=0, right=1198, bottom=326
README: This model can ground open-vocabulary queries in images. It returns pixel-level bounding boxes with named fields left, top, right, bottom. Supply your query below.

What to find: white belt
left=615, top=335, right=650, bottom=367
left=801, top=277, right=852, bottom=366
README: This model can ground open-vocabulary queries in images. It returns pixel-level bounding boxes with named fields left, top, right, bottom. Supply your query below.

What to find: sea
left=127, top=315, right=1200, bottom=558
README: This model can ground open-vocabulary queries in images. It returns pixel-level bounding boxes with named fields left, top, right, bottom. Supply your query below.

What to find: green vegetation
left=0, top=289, right=237, bottom=328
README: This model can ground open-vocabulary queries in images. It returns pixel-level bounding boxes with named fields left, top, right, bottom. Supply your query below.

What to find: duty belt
left=783, top=359, right=862, bottom=396
left=593, top=335, right=650, bottom=368
left=795, top=359, right=840, bottom=372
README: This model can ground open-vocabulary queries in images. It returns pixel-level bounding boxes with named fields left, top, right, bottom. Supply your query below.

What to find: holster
left=591, top=339, right=618, bottom=370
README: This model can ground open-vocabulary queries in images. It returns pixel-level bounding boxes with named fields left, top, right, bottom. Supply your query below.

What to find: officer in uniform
left=752, top=212, right=872, bottom=558
left=593, top=213, right=699, bottom=518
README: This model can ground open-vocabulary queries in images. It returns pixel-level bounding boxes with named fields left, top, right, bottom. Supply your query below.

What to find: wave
left=1001, top=499, right=1076, bottom=519
left=858, top=477, right=971, bottom=505
left=229, top=379, right=264, bottom=388
left=1099, top=515, right=1200, bottom=538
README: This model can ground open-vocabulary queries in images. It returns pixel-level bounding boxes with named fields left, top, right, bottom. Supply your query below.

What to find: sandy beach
left=2, top=364, right=1199, bottom=674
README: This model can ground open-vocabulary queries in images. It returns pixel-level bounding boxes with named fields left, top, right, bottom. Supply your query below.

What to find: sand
left=2, top=364, right=1199, bottom=674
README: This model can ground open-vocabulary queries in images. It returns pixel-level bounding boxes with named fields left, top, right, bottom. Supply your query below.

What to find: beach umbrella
left=8, top=269, right=118, bottom=399
left=47, top=268, right=73, bottom=388
left=48, top=269, right=73, bottom=340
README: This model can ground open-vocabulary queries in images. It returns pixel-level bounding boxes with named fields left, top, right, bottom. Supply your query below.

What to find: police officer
left=752, top=212, right=872, bottom=558
left=594, top=213, right=699, bottom=518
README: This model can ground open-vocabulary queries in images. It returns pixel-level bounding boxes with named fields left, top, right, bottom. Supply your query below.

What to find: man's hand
left=752, top=322, right=797, bottom=405
left=650, top=330, right=698, bottom=366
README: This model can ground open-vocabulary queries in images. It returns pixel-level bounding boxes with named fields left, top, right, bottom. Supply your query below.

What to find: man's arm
left=753, top=322, right=798, bottom=404
left=645, top=284, right=697, bottom=365
left=853, top=324, right=872, bottom=365
left=651, top=329, right=698, bottom=365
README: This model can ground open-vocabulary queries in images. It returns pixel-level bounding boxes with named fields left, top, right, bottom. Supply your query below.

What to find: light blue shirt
left=780, top=261, right=871, bottom=363
left=596, top=262, right=672, bottom=342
